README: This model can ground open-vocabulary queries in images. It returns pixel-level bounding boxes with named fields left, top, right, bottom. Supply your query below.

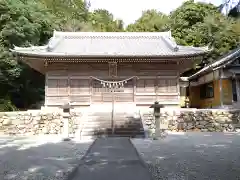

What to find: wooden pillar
left=89, top=77, right=92, bottom=104
left=219, top=69, right=224, bottom=107
left=44, top=61, right=48, bottom=107
left=177, top=61, right=180, bottom=104
left=235, top=74, right=240, bottom=102
left=67, top=74, right=70, bottom=103
left=133, top=77, right=137, bottom=102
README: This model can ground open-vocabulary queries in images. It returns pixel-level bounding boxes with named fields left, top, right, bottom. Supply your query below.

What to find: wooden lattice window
left=157, top=79, right=178, bottom=93
left=136, top=79, right=156, bottom=93
left=47, top=79, right=68, bottom=96
left=157, top=79, right=167, bottom=93
left=92, top=80, right=110, bottom=93
left=200, top=82, right=214, bottom=99
left=70, top=79, right=90, bottom=95
left=167, top=79, right=178, bottom=93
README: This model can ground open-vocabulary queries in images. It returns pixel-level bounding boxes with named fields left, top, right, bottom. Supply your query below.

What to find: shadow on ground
left=0, top=136, right=92, bottom=180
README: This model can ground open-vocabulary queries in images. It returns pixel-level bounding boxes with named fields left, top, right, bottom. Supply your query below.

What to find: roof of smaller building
left=11, top=31, right=210, bottom=58
left=188, top=47, right=240, bottom=80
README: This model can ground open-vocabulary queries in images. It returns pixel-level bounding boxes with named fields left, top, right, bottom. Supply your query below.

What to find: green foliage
left=0, top=97, right=18, bottom=111
left=40, top=0, right=91, bottom=31
left=170, top=1, right=240, bottom=62
left=0, top=0, right=56, bottom=111
left=126, top=1, right=240, bottom=63
left=90, top=9, right=124, bottom=32
left=127, top=10, right=170, bottom=32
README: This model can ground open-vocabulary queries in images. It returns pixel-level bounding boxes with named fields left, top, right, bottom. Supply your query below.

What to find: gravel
left=0, top=135, right=93, bottom=180
left=131, top=132, right=240, bottom=180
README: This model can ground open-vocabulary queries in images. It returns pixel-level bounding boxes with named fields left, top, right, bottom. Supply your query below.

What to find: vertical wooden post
left=67, top=74, right=70, bottom=103
left=133, top=77, right=136, bottom=102
left=44, top=60, right=48, bottom=107
left=219, top=68, right=224, bottom=107
left=109, top=61, right=117, bottom=135
left=235, top=74, right=240, bottom=102
left=111, top=89, right=115, bottom=135
left=155, top=77, right=158, bottom=102
left=177, top=61, right=180, bottom=103
left=89, top=77, right=92, bottom=104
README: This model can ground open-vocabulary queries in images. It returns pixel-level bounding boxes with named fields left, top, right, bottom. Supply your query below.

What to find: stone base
left=141, top=109, right=240, bottom=133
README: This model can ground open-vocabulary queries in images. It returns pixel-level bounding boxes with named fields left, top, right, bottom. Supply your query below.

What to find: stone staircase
left=78, top=106, right=145, bottom=138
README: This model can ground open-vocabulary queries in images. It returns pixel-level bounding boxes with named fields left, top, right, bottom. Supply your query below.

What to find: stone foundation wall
left=2, top=108, right=240, bottom=136
left=0, top=110, right=82, bottom=136
left=141, top=109, right=240, bottom=133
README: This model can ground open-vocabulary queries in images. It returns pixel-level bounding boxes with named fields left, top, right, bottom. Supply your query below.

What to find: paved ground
left=0, top=135, right=93, bottom=180
left=71, top=137, right=152, bottom=180
left=3, top=133, right=240, bottom=180
left=132, top=132, right=240, bottom=180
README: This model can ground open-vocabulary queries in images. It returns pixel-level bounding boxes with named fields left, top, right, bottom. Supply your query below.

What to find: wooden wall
left=45, top=62, right=181, bottom=106
left=189, top=79, right=233, bottom=108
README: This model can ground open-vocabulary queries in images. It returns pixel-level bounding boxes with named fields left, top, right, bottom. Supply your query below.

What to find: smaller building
left=187, top=47, right=240, bottom=108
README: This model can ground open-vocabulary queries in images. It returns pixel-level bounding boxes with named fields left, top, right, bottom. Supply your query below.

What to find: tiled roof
left=11, top=31, right=210, bottom=57
left=188, top=47, right=240, bottom=80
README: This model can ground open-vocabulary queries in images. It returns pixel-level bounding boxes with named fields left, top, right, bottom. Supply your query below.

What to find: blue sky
left=89, top=0, right=223, bottom=25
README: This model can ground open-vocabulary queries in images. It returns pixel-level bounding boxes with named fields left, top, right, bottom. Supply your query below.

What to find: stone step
left=82, top=123, right=142, bottom=128
left=87, top=113, right=136, bottom=116
left=80, top=130, right=145, bottom=136
left=83, top=116, right=141, bottom=120
left=81, top=127, right=144, bottom=132
left=81, top=123, right=143, bottom=128
left=77, top=110, right=143, bottom=137
left=84, top=119, right=142, bottom=123
left=86, top=117, right=141, bottom=122
left=80, top=125, right=144, bottom=131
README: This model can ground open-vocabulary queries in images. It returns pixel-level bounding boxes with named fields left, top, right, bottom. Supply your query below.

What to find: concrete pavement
left=132, top=132, right=240, bottom=180
left=0, top=135, right=93, bottom=180
left=71, top=137, right=152, bottom=180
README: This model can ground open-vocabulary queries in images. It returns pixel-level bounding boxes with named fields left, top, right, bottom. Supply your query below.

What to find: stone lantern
left=61, top=103, right=73, bottom=140
left=150, top=101, right=165, bottom=138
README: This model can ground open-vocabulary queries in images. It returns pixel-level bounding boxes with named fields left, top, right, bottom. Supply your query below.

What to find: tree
left=170, top=1, right=219, bottom=45
left=126, top=10, right=170, bottom=32
left=40, top=0, right=91, bottom=31
left=0, top=0, right=57, bottom=110
left=170, top=0, right=240, bottom=62
left=90, top=9, right=124, bottom=32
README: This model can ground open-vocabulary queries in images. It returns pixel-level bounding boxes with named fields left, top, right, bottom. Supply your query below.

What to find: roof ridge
left=53, top=31, right=172, bottom=38
left=47, top=36, right=64, bottom=52
left=161, top=36, right=179, bottom=52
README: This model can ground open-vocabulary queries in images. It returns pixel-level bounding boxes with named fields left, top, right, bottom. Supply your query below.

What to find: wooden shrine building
left=11, top=31, right=210, bottom=110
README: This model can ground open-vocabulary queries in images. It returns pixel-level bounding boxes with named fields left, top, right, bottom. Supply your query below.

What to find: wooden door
left=91, top=79, right=134, bottom=103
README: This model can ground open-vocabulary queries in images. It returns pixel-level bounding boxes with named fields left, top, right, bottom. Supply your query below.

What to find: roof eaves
left=188, top=47, right=240, bottom=80
left=11, top=44, right=48, bottom=51
left=10, top=51, right=209, bottom=58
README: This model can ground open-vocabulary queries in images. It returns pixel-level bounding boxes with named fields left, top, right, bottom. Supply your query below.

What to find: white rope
left=90, top=76, right=137, bottom=84
left=90, top=76, right=138, bottom=90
